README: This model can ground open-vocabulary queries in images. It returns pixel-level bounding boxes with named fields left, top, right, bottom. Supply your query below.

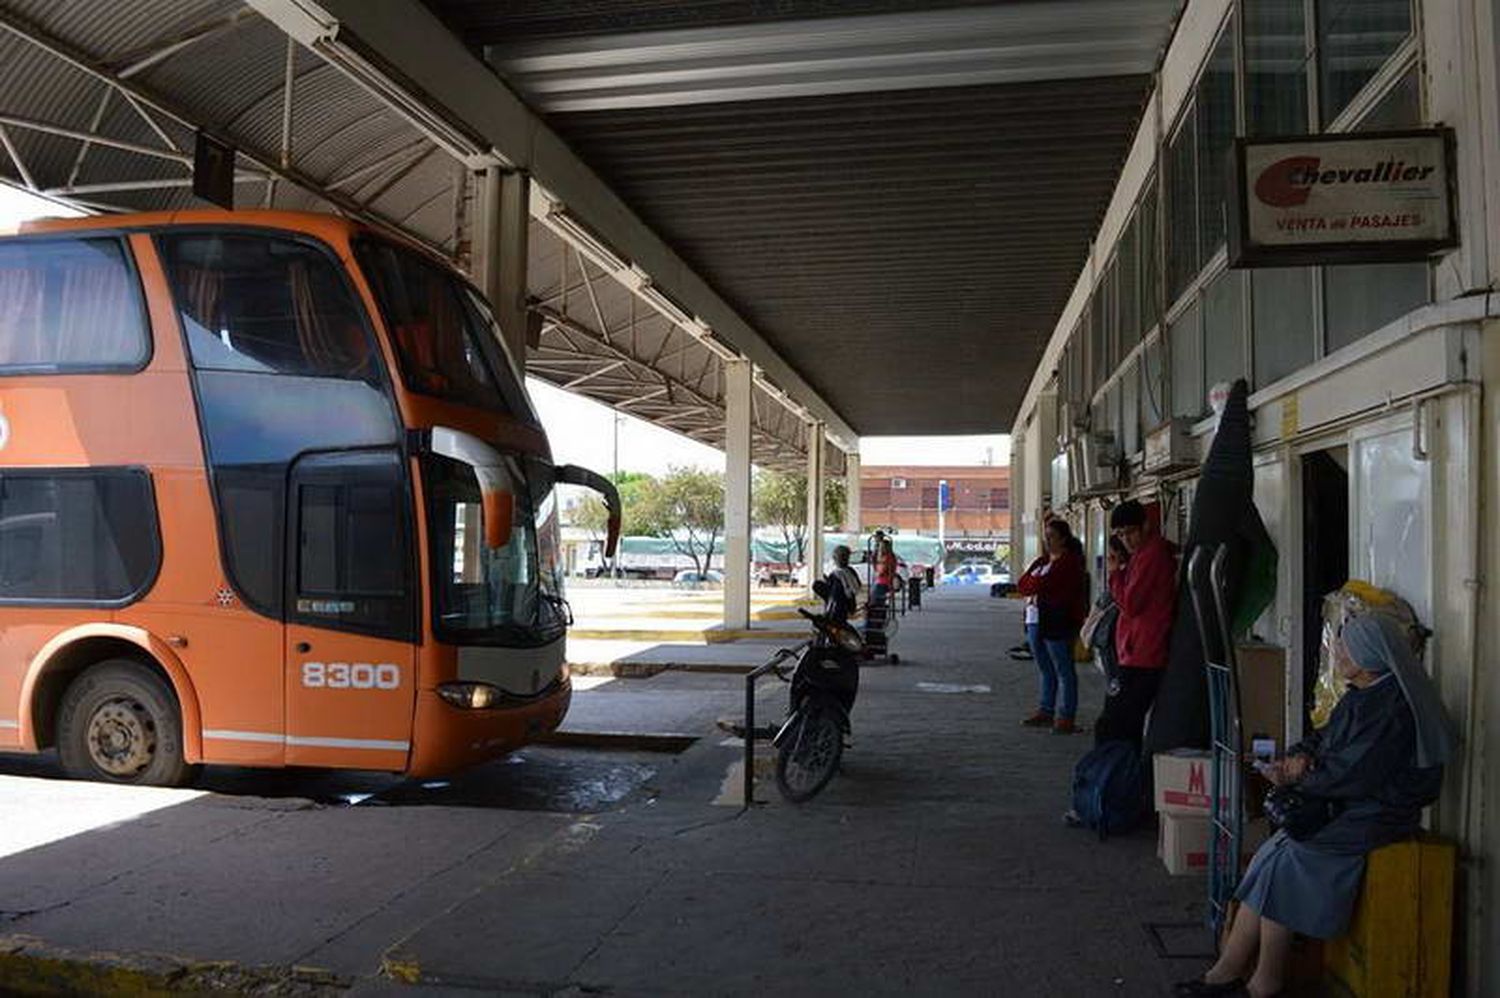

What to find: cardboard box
left=1159, top=814, right=1270, bottom=877
left=1154, top=749, right=1226, bottom=814
left=1159, top=812, right=1211, bottom=875
left=1236, top=643, right=1288, bottom=755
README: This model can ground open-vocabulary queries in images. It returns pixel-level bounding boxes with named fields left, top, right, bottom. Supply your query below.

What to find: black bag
left=1262, top=785, right=1340, bottom=840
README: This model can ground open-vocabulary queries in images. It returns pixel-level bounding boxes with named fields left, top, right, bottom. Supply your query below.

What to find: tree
left=570, top=472, right=657, bottom=577
left=753, top=470, right=807, bottom=567
left=824, top=476, right=847, bottom=531
left=635, top=466, right=724, bottom=575
left=568, top=472, right=656, bottom=539
left=752, top=471, right=848, bottom=567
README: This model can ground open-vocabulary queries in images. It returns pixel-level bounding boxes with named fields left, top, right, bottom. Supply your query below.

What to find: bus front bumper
left=405, top=676, right=571, bottom=778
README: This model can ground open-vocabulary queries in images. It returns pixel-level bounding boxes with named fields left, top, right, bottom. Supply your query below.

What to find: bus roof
left=18, top=208, right=372, bottom=245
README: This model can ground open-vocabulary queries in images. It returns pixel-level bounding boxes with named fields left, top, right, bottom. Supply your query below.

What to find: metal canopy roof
left=448, top=0, right=1181, bottom=434
left=0, top=0, right=834, bottom=470
left=0, top=0, right=1181, bottom=446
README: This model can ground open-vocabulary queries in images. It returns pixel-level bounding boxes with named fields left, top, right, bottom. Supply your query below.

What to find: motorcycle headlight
left=834, top=624, right=864, bottom=653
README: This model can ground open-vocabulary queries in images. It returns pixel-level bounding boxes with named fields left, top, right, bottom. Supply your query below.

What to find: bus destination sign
left=1228, top=128, right=1456, bottom=268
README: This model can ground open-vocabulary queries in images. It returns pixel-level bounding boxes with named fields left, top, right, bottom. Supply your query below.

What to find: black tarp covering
left=1145, top=378, right=1277, bottom=754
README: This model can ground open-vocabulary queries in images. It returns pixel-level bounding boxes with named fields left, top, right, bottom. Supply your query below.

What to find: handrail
left=742, top=639, right=811, bottom=809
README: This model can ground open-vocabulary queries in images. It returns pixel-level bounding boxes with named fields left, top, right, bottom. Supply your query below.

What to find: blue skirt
left=1235, top=829, right=1366, bottom=939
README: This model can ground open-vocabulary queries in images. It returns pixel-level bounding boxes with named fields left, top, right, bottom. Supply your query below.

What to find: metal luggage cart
left=1186, top=543, right=1245, bottom=939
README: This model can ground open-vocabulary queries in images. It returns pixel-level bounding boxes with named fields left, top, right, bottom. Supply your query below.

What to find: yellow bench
left=1324, top=837, right=1455, bottom=997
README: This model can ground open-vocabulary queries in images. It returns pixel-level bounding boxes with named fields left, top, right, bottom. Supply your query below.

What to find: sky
left=0, top=184, right=82, bottom=230
left=532, top=377, right=1009, bottom=475
left=2, top=182, right=1008, bottom=472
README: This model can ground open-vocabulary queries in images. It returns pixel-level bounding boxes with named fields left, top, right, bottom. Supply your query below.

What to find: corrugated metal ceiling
left=523, top=79, right=1147, bottom=433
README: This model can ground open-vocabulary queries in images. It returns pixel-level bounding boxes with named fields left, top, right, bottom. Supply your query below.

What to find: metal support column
left=845, top=450, right=861, bottom=536
left=806, top=421, right=826, bottom=592
left=723, top=359, right=753, bottom=631
left=472, top=167, right=530, bottom=369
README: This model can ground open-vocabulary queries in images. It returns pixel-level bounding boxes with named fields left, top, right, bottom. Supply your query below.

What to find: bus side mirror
left=426, top=426, right=517, bottom=550
left=554, top=464, right=622, bottom=559
left=482, top=489, right=514, bottom=549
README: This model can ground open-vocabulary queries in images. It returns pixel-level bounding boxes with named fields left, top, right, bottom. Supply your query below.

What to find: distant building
left=859, top=464, right=1009, bottom=566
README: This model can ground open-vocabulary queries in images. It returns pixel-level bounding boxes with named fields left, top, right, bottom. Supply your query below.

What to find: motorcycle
left=773, top=576, right=865, bottom=803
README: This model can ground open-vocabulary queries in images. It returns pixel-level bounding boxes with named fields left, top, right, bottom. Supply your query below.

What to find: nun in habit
left=1176, top=612, right=1457, bottom=998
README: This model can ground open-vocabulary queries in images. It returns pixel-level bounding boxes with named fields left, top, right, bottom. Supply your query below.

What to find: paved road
left=0, top=589, right=1210, bottom=996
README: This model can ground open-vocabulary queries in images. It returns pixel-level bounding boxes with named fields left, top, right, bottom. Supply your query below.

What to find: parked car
left=942, top=564, right=1005, bottom=586
left=672, top=569, right=724, bottom=587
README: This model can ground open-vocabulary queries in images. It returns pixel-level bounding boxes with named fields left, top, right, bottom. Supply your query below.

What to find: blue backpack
left=1071, top=740, right=1145, bottom=840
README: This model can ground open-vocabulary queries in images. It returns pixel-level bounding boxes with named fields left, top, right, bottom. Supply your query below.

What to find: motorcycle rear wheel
left=775, top=698, right=844, bottom=803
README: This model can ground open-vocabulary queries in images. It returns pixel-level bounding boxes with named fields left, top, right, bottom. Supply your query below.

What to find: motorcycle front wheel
left=775, top=697, right=844, bottom=803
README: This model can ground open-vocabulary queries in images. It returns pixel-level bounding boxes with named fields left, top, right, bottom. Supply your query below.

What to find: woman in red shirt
left=1016, top=517, right=1089, bottom=734
left=872, top=538, right=898, bottom=606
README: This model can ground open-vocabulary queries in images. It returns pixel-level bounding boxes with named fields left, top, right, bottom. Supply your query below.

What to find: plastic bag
left=1312, top=580, right=1425, bottom=727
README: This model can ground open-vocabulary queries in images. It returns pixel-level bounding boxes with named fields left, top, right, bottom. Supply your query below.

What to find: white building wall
left=1006, top=1, right=1500, bottom=990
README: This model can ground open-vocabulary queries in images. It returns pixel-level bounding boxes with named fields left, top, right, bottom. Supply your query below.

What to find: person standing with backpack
left=1016, top=517, right=1089, bottom=735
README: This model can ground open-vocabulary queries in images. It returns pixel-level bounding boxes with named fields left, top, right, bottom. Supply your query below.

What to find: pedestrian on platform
left=1175, top=612, right=1455, bottom=998
left=872, top=537, right=898, bottom=608
left=829, top=544, right=861, bottom=621
left=1093, top=500, right=1176, bottom=749
left=1082, top=536, right=1130, bottom=695
left=1017, top=517, right=1089, bottom=734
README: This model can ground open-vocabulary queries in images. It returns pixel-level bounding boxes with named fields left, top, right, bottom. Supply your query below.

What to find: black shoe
left=1173, top=978, right=1246, bottom=997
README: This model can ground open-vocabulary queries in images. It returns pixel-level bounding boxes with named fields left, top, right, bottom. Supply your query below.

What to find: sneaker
left=1062, top=808, right=1083, bottom=827
left=1021, top=711, right=1054, bottom=727
left=1052, top=718, right=1078, bottom=735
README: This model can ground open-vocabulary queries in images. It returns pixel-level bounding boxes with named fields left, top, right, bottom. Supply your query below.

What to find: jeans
left=1025, top=622, right=1077, bottom=720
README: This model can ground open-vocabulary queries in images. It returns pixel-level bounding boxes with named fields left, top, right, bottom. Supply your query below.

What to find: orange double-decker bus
left=0, top=210, right=618, bottom=786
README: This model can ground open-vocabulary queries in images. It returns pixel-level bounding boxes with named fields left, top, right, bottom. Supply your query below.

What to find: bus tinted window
left=0, top=238, right=147, bottom=373
left=0, top=469, right=159, bottom=603
left=161, top=234, right=379, bottom=380
left=159, top=232, right=401, bottom=619
left=356, top=241, right=530, bottom=417
left=292, top=450, right=414, bottom=640
left=425, top=454, right=566, bottom=648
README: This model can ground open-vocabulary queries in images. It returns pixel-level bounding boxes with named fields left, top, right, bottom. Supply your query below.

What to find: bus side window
left=0, top=238, right=149, bottom=374
left=0, top=469, right=160, bottom=604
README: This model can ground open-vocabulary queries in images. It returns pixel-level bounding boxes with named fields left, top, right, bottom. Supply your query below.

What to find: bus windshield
left=355, top=239, right=534, bottom=421
left=425, top=453, right=566, bottom=647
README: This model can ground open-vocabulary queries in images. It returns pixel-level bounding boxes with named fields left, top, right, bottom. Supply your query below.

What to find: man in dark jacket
left=1095, top=500, right=1176, bottom=748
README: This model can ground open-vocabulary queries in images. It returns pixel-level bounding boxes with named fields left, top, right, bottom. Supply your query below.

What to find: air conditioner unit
left=1143, top=418, right=1197, bottom=475
left=1080, top=429, right=1119, bottom=469
left=1071, top=432, right=1123, bottom=495
left=890, top=477, right=908, bottom=489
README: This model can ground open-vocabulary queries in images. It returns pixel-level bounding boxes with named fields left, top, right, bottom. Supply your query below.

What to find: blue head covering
left=1343, top=613, right=1457, bottom=768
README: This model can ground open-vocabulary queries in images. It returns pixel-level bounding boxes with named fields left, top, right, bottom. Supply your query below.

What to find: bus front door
left=283, top=450, right=417, bottom=771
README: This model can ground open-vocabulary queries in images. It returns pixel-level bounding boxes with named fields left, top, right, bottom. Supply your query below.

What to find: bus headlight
left=438, top=681, right=501, bottom=709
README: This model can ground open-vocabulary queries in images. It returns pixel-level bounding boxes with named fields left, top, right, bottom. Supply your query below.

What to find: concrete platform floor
left=0, top=588, right=1214, bottom=996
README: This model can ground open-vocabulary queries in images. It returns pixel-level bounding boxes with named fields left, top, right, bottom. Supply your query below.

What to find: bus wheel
left=57, top=661, right=196, bottom=787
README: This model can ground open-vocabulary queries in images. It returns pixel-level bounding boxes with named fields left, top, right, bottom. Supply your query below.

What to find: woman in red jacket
left=1017, top=517, right=1090, bottom=734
